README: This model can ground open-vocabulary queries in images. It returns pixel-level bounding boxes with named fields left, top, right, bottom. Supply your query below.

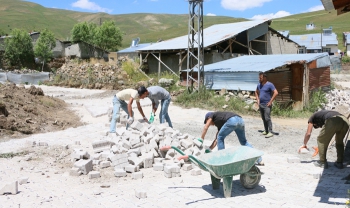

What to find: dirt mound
left=0, top=83, right=83, bottom=141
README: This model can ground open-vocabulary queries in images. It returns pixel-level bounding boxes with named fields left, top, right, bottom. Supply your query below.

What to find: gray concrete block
left=130, top=121, right=144, bottom=131
left=114, top=169, right=127, bottom=177
left=182, top=164, right=193, bottom=171
left=92, top=140, right=111, bottom=153
left=135, top=189, right=147, bottom=199
left=191, top=168, right=202, bottom=176
left=153, top=163, right=164, bottom=171
left=132, top=172, right=143, bottom=180
left=0, top=181, right=18, bottom=195
left=125, top=165, right=138, bottom=173
left=164, top=172, right=172, bottom=178
left=128, top=157, right=143, bottom=167
left=71, top=149, right=90, bottom=160
left=154, top=158, right=163, bottom=163
left=73, top=159, right=93, bottom=175
left=100, top=161, right=111, bottom=168
left=180, top=139, right=192, bottom=149
left=193, top=139, right=202, bottom=148
left=69, top=167, right=82, bottom=176
left=92, top=160, right=100, bottom=165
left=143, top=157, right=153, bottom=168
left=18, top=177, right=29, bottom=185
left=88, top=171, right=101, bottom=179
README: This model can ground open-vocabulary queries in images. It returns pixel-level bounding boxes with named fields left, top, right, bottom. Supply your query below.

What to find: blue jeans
left=217, top=116, right=262, bottom=163
left=109, top=96, right=132, bottom=133
left=159, top=97, right=173, bottom=128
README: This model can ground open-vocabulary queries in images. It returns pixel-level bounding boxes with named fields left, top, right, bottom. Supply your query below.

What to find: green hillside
left=1, top=0, right=349, bottom=51
left=271, top=10, right=350, bottom=51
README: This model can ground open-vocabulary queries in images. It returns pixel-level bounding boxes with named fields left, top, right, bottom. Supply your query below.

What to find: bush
left=307, top=89, right=327, bottom=113
left=342, top=56, right=350, bottom=64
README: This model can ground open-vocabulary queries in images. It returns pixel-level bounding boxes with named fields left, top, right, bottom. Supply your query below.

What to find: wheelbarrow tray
left=197, top=146, right=263, bottom=178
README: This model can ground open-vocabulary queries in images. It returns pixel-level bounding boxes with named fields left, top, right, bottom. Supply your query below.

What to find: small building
left=192, top=53, right=331, bottom=110
left=59, top=40, right=108, bottom=60
left=344, top=32, right=350, bottom=57
left=306, top=23, right=316, bottom=30
left=290, top=29, right=338, bottom=54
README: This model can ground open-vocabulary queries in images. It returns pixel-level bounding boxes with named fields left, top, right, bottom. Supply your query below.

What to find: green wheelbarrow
left=160, top=145, right=264, bottom=198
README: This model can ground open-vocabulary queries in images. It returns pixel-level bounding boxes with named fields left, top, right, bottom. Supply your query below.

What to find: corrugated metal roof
left=138, top=20, right=268, bottom=52
left=118, top=43, right=152, bottom=53
left=197, top=53, right=330, bottom=73
left=320, top=0, right=334, bottom=10
left=289, top=33, right=338, bottom=50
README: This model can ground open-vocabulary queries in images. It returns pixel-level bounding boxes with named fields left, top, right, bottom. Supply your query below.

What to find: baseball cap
left=204, top=112, right=213, bottom=124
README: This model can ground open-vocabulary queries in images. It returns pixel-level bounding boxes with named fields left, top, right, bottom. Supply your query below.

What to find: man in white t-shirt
left=109, top=89, right=147, bottom=133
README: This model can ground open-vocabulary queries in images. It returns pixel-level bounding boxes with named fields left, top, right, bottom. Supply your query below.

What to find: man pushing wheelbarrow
left=160, top=111, right=264, bottom=198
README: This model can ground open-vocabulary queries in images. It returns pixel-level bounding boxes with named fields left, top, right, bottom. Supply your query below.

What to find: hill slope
left=1, top=0, right=349, bottom=50
left=0, top=0, right=245, bottom=49
left=271, top=10, right=350, bottom=51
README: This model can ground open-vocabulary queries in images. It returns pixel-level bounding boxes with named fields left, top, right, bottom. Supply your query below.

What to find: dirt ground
left=0, top=83, right=82, bottom=142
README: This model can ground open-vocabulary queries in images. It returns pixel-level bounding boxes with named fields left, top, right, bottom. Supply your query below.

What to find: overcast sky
left=24, top=0, right=326, bottom=20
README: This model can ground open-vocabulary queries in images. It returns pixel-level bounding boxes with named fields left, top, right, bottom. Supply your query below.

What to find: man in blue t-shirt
left=255, top=72, right=278, bottom=138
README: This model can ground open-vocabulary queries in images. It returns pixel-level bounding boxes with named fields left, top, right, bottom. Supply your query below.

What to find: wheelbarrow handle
left=169, top=146, right=210, bottom=172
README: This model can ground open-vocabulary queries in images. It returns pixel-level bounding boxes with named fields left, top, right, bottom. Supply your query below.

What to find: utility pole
left=187, top=0, right=204, bottom=92
left=321, top=25, right=323, bottom=52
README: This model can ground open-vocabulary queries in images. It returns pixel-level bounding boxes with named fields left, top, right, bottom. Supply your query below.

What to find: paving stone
left=0, top=181, right=18, bottom=195
left=114, top=169, right=127, bottom=177
left=88, top=171, right=101, bottom=179
left=135, top=189, right=147, bottom=199
left=132, top=172, right=143, bottom=180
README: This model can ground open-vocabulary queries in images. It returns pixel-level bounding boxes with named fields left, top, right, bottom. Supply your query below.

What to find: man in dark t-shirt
left=301, top=110, right=350, bottom=169
left=200, top=111, right=263, bottom=165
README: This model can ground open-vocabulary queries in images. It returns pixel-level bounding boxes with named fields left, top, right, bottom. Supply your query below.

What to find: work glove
left=127, top=117, right=134, bottom=125
left=297, top=145, right=309, bottom=154
left=205, top=148, right=212, bottom=154
left=149, top=112, right=155, bottom=123
left=197, top=138, right=203, bottom=143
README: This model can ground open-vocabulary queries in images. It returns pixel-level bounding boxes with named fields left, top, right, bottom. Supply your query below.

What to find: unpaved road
left=0, top=85, right=348, bottom=208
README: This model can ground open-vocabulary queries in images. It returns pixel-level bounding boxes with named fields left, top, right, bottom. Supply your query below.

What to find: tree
left=34, top=28, right=56, bottom=71
left=71, top=22, right=97, bottom=45
left=4, top=29, right=34, bottom=67
left=0, top=29, right=5, bottom=36
left=94, top=20, right=123, bottom=51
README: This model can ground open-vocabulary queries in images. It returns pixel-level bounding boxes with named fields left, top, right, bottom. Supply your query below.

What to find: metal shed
left=134, top=20, right=299, bottom=77
left=188, top=53, right=331, bottom=109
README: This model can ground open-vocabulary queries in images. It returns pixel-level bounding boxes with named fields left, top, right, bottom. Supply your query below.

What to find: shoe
left=334, top=162, right=344, bottom=169
left=265, top=132, right=273, bottom=138
left=261, top=131, right=267, bottom=135
left=256, top=161, right=265, bottom=166
left=313, top=161, right=328, bottom=169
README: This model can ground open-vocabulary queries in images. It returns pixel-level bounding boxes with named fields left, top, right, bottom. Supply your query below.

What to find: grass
left=0, top=151, right=29, bottom=158
left=174, top=86, right=327, bottom=119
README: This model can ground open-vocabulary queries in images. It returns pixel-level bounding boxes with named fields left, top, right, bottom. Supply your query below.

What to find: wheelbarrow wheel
left=240, top=166, right=261, bottom=189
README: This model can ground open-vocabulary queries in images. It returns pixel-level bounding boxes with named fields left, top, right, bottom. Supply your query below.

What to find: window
left=322, top=48, right=331, bottom=53
left=298, top=48, right=305, bottom=54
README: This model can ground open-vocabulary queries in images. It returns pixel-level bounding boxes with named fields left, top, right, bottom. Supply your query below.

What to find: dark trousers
left=259, top=104, right=272, bottom=133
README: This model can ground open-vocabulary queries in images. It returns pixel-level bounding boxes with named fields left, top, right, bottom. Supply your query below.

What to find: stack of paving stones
left=69, top=115, right=210, bottom=181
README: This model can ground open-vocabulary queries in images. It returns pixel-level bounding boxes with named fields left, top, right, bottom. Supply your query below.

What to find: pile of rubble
left=216, top=89, right=258, bottom=111
left=69, top=114, right=207, bottom=189
left=323, top=89, right=350, bottom=111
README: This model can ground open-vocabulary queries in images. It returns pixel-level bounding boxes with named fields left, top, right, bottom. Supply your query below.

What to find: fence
left=0, top=72, right=50, bottom=85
